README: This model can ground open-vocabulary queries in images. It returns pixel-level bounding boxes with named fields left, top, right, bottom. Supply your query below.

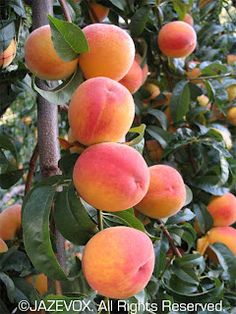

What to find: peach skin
left=0, top=239, right=8, bottom=253
left=0, top=39, right=16, bottom=68
left=0, top=204, right=21, bottom=240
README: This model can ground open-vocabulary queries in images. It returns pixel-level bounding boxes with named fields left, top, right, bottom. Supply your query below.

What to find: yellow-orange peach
left=183, top=14, right=194, bottom=26
left=197, top=95, right=210, bottom=108
left=158, top=21, right=197, bottom=58
left=134, top=54, right=149, bottom=83
left=73, top=142, right=150, bottom=211
left=0, top=39, right=16, bottom=68
left=78, top=24, right=135, bottom=81
left=146, top=140, right=163, bottom=162
left=24, top=25, right=78, bottom=80
left=227, top=85, right=236, bottom=102
left=119, top=55, right=146, bottom=94
left=0, top=239, right=8, bottom=253
left=227, top=54, right=236, bottom=65
left=197, top=227, right=236, bottom=256
left=89, top=2, right=109, bottom=22
left=26, top=273, right=48, bottom=295
left=135, top=165, right=186, bottom=219
left=68, top=77, right=135, bottom=146
left=82, top=226, right=155, bottom=299
left=0, top=204, right=21, bottom=240
left=143, top=83, right=160, bottom=102
left=186, top=60, right=202, bottom=83
left=207, top=193, right=236, bottom=227
left=227, top=107, right=236, bottom=125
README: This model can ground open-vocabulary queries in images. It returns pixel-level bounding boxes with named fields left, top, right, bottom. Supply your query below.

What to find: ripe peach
left=68, top=77, right=135, bottom=146
left=0, top=204, right=21, bottom=240
left=158, top=21, right=197, bottom=58
left=227, top=54, right=236, bottom=65
left=227, top=107, right=236, bottom=126
left=0, top=239, right=8, bottom=253
left=146, top=140, right=163, bottom=162
left=89, top=2, right=109, bottom=22
left=197, top=227, right=236, bottom=256
left=227, top=85, right=236, bottom=102
left=78, top=23, right=135, bottom=81
left=134, top=54, right=149, bottom=83
left=0, top=39, right=16, bottom=68
left=82, top=226, right=155, bottom=299
left=207, top=193, right=236, bottom=227
left=26, top=273, right=48, bottom=295
left=119, top=55, right=146, bottom=94
left=183, top=14, right=194, bottom=26
left=24, top=25, right=78, bottom=80
left=73, top=142, right=150, bottom=211
left=135, top=165, right=186, bottom=219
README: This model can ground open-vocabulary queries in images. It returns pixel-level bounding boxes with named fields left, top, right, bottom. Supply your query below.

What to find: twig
left=58, top=0, right=72, bottom=22
left=157, top=219, right=182, bottom=258
left=24, top=144, right=39, bottom=196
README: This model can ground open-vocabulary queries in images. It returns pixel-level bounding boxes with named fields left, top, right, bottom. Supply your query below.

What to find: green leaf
left=166, top=208, right=195, bottom=225
left=128, top=124, right=146, bottom=154
left=33, top=69, right=83, bottom=105
left=0, top=169, right=23, bottom=189
left=146, top=126, right=170, bottom=148
left=0, top=134, right=18, bottom=160
left=0, top=272, right=15, bottom=303
left=147, top=108, right=168, bottom=130
left=48, top=15, right=88, bottom=61
left=170, top=80, right=190, bottom=123
left=22, top=185, right=67, bottom=281
left=58, top=152, right=79, bottom=177
left=130, top=6, right=150, bottom=37
left=54, top=184, right=97, bottom=245
left=154, top=237, right=169, bottom=278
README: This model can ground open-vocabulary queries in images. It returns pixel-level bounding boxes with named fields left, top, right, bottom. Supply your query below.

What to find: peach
left=158, top=21, right=197, bottom=58
left=119, top=55, right=146, bottom=94
left=197, top=227, right=236, bottom=256
left=199, top=0, right=211, bottom=8
left=82, top=226, right=155, bottom=299
left=78, top=23, right=135, bottom=81
left=207, top=193, right=236, bottom=227
left=146, top=140, right=163, bottom=162
left=134, top=54, right=149, bottom=83
left=183, top=14, right=194, bottom=26
left=89, top=2, right=109, bottom=22
left=227, top=85, right=236, bottom=102
left=0, top=239, right=8, bottom=253
left=197, top=95, right=210, bottom=108
left=227, top=54, right=236, bottom=65
left=186, top=60, right=202, bottom=83
left=143, top=83, right=160, bottom=102
left=0, top=204, right=21, bottom=240
left=24, top=25, right=78, bottom=80
left=0, top=39, right=16, bottom=68
left=135, top=165, right=186, bottom=219
left=227, top=107, right=236, bottom=126
left=26, top=273, right=48, bottom=295
left=73, top=142, right=150, bottom=211
left=68, top=77, right=135, bottom=146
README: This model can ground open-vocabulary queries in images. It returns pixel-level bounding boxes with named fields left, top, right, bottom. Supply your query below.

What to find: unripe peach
left=227, top=54, right=236, bottom=65
left=73, top=142, right=150, bottom=211
left=207, top=193, right=236, bottom=227
left=0, top=239, right=8, bottom=253
left=158, top=21, right=197, bottom=58
left=197, top=95, right=210, bottom=108
left=197, top=227, right=236, bottom=256
left=135, top=165, right=186, bottom=219
left=227, top=107, right=236, bottom=125
left=82, top=226, right=155, bottom=299
left=26, top=273, right=48, bottom=295
left=0, top=39, right=16, bottom=68
left=0, top=204, right=21, bottom=240
left=24, top=25, right=78, bottom=80
left=89, top=2, right=109, bottom=22
left=68, top=77, right=135, bottom=146
left=183, top=14, right=194, bottom=26
left=119, top=55, right=145, bottom=94
left=227, top=85, right=236, bottom=102
left=78, top=24, right=135, bottom=81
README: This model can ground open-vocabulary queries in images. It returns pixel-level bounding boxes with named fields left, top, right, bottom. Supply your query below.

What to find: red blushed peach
left=158, top=21, right=197, bottom=58
left=227, top=54, right=236, bottom=65
left=207, top=193, right=236, bottom=227
left=0, top=204, right=21, bottom=240
left=78, top=24, right=135, bottom=81
left=68, top=77, right=135, bottom=146
left=0, top=239, right=8, bottom=253
left=89, top=2, right=110, bottom=22
left=24, top=25, right=78, bottom=80
left=82, top=226, right=155, bottom=299
left=26, top=274, right=48, bottom=295
left=0, top=39, right=16, bottom=68
left=135, top=165, right=186, bottom=219
left=197, top=227, right=236, bottom=256
left=73, top=142, right=150, bottom=211
left=183, top=14, right=194, bottom=26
